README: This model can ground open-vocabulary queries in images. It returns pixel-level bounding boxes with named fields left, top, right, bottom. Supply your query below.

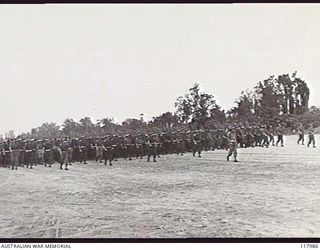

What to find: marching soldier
left=102, top=136, right=113, bottom=166
left=18, top=138, right=26, bottom=167
left=44, top=139, right=54, bottom=168
left=276, top=126, right=284, bottom=147
left=0, top=141, right=5, bottom=167
left=135, top=134, right=146, bottom=159
left=227, top=126, right=239, bottom=162
left=307, top=126, right=316, bottom=148
left=267, top=126, right=275, bottom=146
left=260, top=126, right=269, bottom=148
left=58, top=139, right=69, bottom=170
left=297, top=125, right=305, bottom=145
left=79, top=137, right=88, bottom=164
left=123, top=134, right=134, bottom=160
left=94, top=137, right=103, bottom=163
left=147, top=134, right=160, bottom=162
left=9, top=139, right=19, bottom=170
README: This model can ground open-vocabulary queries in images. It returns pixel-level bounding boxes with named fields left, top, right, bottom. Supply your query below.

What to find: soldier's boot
left=30, top=165, right=33, bottom=169
left=227, top=155, right=230, bottom=162
left=60, top=163, right=63, bottom=170
left=234, top=152, right=238, bottom=162
left=153, top=155, right=157, bottom=162
left=192, top=151, right=196, bottom=157
left=109, top=160, right=112, bottom=166
left=147, top=155, right=150, bottom=162
left=65, top=163, right=69, bottom=170
left=198, top=151, right=201, bottom=158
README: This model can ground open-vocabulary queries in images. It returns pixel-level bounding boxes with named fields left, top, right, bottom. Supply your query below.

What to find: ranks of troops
left=0, top=123, right=316, bottom=170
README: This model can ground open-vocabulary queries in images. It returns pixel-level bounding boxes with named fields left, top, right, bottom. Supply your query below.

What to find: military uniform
left=297, top=127, right=305, bottom=145
left=276, top=127, right=284, bottom=147
left=44, top=140, right=54, bottom=167
left=307, top=128, right=316, bottom=148
left=227, top=128, right=238, bottom=162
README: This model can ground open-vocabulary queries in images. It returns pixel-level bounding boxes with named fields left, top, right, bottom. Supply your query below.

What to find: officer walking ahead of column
left=227, top=126, right=239, bottom=162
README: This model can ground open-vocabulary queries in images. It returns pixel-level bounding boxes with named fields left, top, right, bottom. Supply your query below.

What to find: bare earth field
left=0, top=135, right=319, bottom=238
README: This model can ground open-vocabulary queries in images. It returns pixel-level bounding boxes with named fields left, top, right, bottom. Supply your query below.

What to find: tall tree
left=152, top=112, right=179, bottom=130
left=62, top=118, right=79, bottom=137
left=79, top=117, right=94, bottom=136
left=175, top=83, right=223, bottom=124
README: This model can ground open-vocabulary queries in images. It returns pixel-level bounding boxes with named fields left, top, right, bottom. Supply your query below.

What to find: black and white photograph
left=0, top=4, right=320, bottom=240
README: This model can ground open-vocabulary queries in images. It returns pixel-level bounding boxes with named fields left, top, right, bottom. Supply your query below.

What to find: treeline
left=18, top=72, right=320, bottom=139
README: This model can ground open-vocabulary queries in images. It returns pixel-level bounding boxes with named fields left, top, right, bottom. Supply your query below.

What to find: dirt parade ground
left=0, top=135, right=319, bottom=238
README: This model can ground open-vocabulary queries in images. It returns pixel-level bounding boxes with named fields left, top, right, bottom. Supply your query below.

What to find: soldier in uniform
left=135, top=134, right=146, bottom=159
left=102, top=136, right=113, bottom=166
left=260, top=126, right=269, bottom=148
left=176, top=130, right=186, bottom=156
left=94, top=137, right=104, bottom=163
left=66, top=137, right=74, bottom=165
left=18, top=138, right=26, bottom=167
left=307, top=126, right=316, bottom=148
left=147, top=134, right=160, bottom=162
left=79, top=137, right=88, bottom=164
left=44, top=139, right=54, bottom=167
left=4, top=139, right=11, bottom=168
left=276, top=126, right=284, bottom=147
left=253, top=126, right=262, bottom=147
left=297, top=125, right=305, bottom=145
left=37, top=140, right=45, bottom=165
left=27, top=139, right=37, bottom=169
left=236, top=127, right=245, bottom=148
left=192, top=130, right=202, bottom=158
left=227, top=126, right=239, bottom=162
left=9, top=139, right=19, bottom=170
left=58, top=139, right=69, bottom=170
left=71, top=138, right=80, bottom=162
left=123, top=134, right=134, bottom=160
left=267, top=126, right=275, bottom=146
left=0, top=141, right=5, bottom=167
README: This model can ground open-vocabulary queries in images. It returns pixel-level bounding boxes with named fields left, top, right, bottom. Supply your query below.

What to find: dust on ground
left=0, top=135, right=319, bottom=238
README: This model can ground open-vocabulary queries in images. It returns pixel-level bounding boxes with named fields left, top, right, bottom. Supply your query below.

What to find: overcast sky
left=0, top=4, right=319, bottom=135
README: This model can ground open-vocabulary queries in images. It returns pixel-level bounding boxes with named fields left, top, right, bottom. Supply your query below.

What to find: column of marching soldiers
left=0, top=124, right=316, bottom=170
